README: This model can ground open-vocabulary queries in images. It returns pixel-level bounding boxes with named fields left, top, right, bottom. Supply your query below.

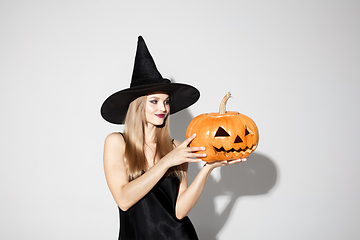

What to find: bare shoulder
left=103, top=133, right=129, bottom=198
left=103, top=132, right=126, bottom=164
left=105, top=132, right=125, bottom=147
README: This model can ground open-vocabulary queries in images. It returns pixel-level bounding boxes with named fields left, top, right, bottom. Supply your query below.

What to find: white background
left=1, top=0, right=359, bottom=239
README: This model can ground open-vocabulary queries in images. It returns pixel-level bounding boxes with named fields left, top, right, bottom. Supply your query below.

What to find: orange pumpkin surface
left=186, top=92, right=259, bottom=162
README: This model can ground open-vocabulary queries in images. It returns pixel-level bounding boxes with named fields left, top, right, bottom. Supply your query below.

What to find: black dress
left=118, top=175, right=199, bottom=240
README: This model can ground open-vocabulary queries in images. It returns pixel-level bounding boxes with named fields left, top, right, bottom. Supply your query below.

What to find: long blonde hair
left=123, top=95, right=182, bottom=180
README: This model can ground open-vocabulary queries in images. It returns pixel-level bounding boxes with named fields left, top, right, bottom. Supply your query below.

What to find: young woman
left=101, top=36, right=246, bottom=240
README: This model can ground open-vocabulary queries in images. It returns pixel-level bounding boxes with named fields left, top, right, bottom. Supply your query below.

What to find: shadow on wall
left=188, top=153, right=277, bottom=240
left=170, top=109, right=278, bottom=240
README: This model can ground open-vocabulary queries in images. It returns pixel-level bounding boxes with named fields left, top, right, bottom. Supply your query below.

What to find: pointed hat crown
left=130, top=36, right=170, bottom=88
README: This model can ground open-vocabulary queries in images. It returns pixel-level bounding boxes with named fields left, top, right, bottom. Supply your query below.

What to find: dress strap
left=119, top=132, right=125, bottom=141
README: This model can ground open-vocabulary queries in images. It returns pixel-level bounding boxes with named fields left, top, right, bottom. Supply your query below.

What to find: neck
left=144, top=123, right=157, bottom=144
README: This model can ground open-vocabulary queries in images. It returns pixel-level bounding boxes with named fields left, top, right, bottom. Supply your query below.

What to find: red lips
left=155, top=114, right=165, bottom=118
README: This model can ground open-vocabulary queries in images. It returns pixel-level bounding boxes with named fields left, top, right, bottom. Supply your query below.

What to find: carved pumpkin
left=186, top=92, right=259, bottom=162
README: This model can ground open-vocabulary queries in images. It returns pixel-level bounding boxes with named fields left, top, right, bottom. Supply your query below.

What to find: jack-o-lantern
left=186, top=92, right=259, bottom=162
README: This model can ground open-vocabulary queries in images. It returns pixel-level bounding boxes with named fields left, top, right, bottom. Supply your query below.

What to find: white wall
left=1, top=0, right=359, bottom=239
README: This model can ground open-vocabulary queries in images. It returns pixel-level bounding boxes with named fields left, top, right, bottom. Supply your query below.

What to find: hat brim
left=101, top=82, right=200, bottom=124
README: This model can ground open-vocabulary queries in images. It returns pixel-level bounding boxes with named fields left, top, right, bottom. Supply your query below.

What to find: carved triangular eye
left=245, top=125, right=253, bottom=136
left=215, top=127, right=230, bottom=137
left=234, top=135, right=243, bottom=143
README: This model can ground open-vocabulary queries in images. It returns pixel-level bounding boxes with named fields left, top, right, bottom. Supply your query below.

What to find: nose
left=159, top=101, right=167, bottom=112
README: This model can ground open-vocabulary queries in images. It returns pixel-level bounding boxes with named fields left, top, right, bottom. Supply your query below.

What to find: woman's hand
left=162, top=133, right=206, bottom=168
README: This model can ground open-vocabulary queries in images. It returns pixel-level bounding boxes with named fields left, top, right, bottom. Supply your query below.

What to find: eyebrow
left=149, top=96, right=170, bottom=101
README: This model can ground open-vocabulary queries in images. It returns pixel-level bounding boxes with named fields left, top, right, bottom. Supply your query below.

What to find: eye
left=245, top=125, right=253, bottom=136
left=150, top=100, right=158, bottom=104
left=215, top=127, right=230, bottom=137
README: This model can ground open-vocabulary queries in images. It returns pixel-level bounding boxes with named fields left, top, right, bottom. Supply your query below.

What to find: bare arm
left=103, top=133, right=204, bottom=211
left=174, top=139, right=246, bottom=219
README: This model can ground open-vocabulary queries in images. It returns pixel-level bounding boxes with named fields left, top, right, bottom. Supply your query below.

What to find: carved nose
left=234, top=136, right=243, bottom=143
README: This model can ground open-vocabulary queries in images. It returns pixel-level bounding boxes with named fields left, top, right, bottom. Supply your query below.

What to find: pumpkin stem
left=219, top=92, right=231, bottom=114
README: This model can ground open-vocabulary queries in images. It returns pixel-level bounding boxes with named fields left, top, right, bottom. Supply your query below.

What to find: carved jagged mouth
left=213, top=145, right=257, bottom=154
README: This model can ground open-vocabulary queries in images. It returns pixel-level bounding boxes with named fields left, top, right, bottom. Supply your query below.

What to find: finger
left=228, top=158, right=246, bottom=164
left=187, top=158, right=203, bottom=162
left=182, top=133, right=197, bottom=146
left=241, top=157, right=248, bottom=162
left=190, top=153, right=207, bottom=158
left=231, top=159, right=243, bottom=164
left=188, top=147, right=205, bottom=152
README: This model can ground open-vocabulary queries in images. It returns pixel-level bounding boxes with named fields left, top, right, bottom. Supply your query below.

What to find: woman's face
left=145, top=93, right=170, bottom=126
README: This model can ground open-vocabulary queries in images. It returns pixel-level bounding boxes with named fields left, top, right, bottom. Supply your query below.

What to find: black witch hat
left=101, top=36, right=200, bottom=124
